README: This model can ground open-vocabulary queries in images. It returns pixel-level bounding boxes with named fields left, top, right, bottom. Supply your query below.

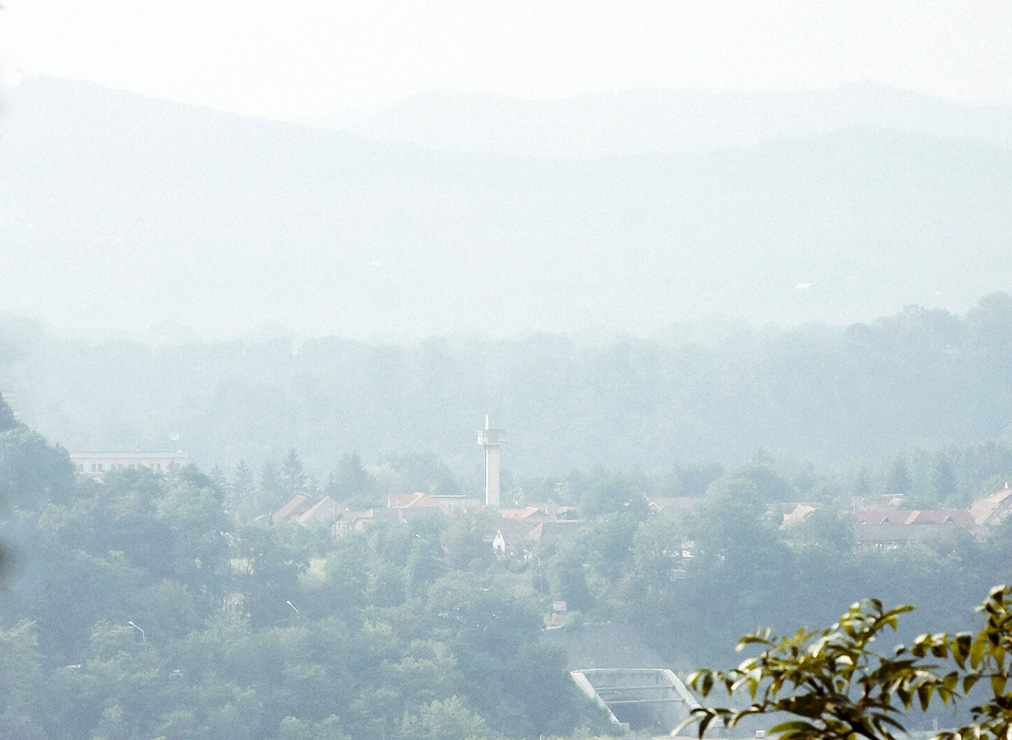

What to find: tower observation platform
left=478, top=415, right=505, bottom=509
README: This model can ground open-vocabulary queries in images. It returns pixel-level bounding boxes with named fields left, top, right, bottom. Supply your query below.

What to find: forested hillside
left=4, top=393, right=1012, bottom=738
left=0, top=400, right=613, bottom=739
left=3, top=294, right=1012, bottom=480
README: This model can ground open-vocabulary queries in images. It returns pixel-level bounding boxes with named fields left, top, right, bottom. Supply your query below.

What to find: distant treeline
left=2, top=293, right=1012, bottom=481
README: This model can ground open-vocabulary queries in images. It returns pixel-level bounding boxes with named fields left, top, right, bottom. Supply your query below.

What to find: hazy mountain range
left=2, top=77, right=1010, bottom=341
left=308, top=82, right=1012, bottom=157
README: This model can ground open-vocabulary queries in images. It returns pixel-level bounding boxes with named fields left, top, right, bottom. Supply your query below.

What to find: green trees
left=280, top=448, right=307, bottom=499
left=684, top=586, right=1012, bottom=740
left=229, top=458, right=255, bottom=518
left=0, top=415, right=608, bottom=740
left=326, top=451, right=373, bottom=503
left=0, top=427, right=76, bottom=508
left=400, top=696, right=503, bottom=740
left=0, top=620, right=46, bottom=739
left=0, top=396, right=17, bottom=433
left=5, top=292, right=1012, bottom=479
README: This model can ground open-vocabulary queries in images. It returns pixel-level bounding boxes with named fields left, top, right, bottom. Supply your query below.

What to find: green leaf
left=953, top=633, right=972, bottom=669
left=896, top=687, right=912, bottom=708
left=770, top=720, right=820, bottom=734
left=698, top=712, right=714, bottom=738
left=971, top=638, right=987, bottom=669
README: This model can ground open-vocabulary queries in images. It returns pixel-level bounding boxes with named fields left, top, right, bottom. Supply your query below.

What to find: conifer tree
left=229, top=458, right=255, bottom=518
left=280, top=448, right=306, bottom=499
left=258, top=459, right=283, bottom=517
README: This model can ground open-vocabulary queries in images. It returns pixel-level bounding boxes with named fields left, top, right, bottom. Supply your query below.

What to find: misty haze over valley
left=4, top=7, right=1012, bottom=737
left=2, top=77, right=1011, bottom=342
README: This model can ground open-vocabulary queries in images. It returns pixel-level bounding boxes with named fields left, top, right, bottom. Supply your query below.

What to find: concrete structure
left=477, top=415, right=505, bottom=510
left=570, top=668, right=700, bottom=734
left=70, top=451, right=188, bottom=481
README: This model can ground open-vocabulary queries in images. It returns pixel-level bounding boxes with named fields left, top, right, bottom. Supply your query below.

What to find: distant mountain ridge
left=306, top=83, right=1012, bottom=157
left=1, top=77, right=1010, bottom=341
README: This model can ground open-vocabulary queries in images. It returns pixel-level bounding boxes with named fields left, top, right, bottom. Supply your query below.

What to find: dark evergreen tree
left=326, top=451, right=371, bottom=502
left=280, top=448, right=306, bottom=499
left=209, top=463, right=228, bottom=493
left=257, top=459, right=283, bottom=517
left=229, top=458, right=255, bottom=518
left=931, top=453, right=959, bottom=504
left=886, top=456, right=913, bottom=494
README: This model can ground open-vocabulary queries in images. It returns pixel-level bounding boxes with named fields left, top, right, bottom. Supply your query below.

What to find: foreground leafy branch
left=682, top=585, right=1012, bottom=740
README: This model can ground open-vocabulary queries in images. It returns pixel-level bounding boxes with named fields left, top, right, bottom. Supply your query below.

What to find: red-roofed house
left=500, top=505, right=550, bottom=522
left=298, top=496, right=339, bottom=526
left=387, top=492, right=453, bottom=517
left=272, top=495, right=312, bottom=523
left=854, top=508, right=982, bottom=551
left=970, top=485, right=1012, bottom=526
left=905, top=509, right=976, bottom=527
left=332, top=507, right=405, bottom=536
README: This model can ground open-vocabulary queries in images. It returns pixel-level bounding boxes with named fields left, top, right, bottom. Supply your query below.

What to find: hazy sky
left=3, top=1, right=1012, bottom=120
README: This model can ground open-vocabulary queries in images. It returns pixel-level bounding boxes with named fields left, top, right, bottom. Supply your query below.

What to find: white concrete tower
left=477, top=415, right=506, bottom=510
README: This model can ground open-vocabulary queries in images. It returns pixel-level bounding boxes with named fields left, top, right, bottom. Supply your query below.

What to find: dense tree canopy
left=5, top=294, right=1012, bottom=478
left=0, top=413, right=617, bottom=739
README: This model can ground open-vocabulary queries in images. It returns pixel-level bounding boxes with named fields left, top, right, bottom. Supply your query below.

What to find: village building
left=492, top=502, right=584, bottom=557
left=387, top=491, right=453, bottom=517
left=272, top=494, right=312, bottom=523
left=853, top=508, right=982, bottom=551
left=969, top=484, right=1012, bottom=525
left=70, top=451, right=189, bottom=481
left=272, top=490, right=456, bottom=535
left=297, top=496, right=339, bottom=526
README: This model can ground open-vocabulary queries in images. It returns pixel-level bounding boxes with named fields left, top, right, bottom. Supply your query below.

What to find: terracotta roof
left=500, top=506, right=546, bottom=519
left=494, top=517, right=541, bottom=541
left=332, top=507, right=404, bottom=535
left=853, top=509, right=910, bottom=526
left=298, top=496, right=338, bottom=525
left=854, top=508, right=977, bottom=528
left=906, top=509, right=976, bottom=527
left=272, top=494, right=312, bottom=523
left=388, top=492, right=451, bottom=514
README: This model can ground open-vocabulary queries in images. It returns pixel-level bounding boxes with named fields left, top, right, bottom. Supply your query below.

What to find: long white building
left=70, top=451, right=188, bottom=481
